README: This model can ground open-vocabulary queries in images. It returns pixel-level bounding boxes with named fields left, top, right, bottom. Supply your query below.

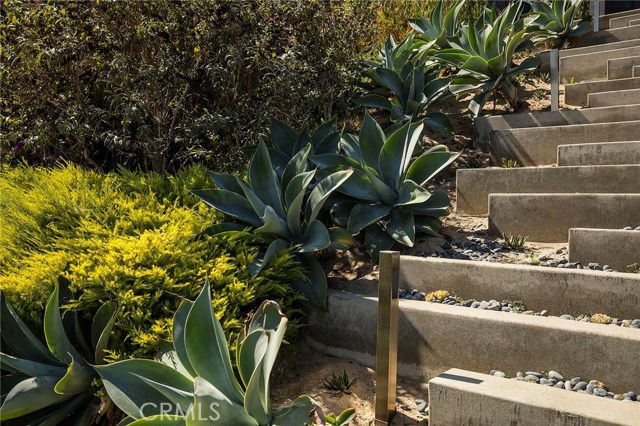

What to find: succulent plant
left=528, top=0, right=591, bottom=49
left=312, top=114, right=459, bottom=260
left=95, top=281, right=352, bottom=425
left=193, top=141, right=354, bottom=310
left=433, top=1, right=540, bottom=117
left=0, top=277, right=117, bottom=425
left=408, top=0, right=467, bottom=49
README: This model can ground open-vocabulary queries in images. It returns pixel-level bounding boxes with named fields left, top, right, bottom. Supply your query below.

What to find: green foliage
left=502, top=234, right=528, bottom=251
left=193, top=141, right=355, bottom=310
left=501, top=158, right=520, bottom=168
left=408, top=0, right=467, bottom=49
left=323, top=370, right=357, bottom=395
left=324, top=409, right=357, bottom=426
left=434, top=2, right=541, bottom=116
left=1, top=0, right=379, bottom=172
left=0, top=163, right=304, bottom=360
left=528, top=0, right=591, bottom=49
left=313, top=114, right=460, bottom=259
left=96, top=282, right=353, bottom=425
left=626, top=263, right=640, bottom=274
left=0, top=279, right=117, bottom=425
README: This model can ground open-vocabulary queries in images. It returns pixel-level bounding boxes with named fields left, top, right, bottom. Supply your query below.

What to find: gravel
left=489, top=370, right=639, bottom=403
left=398, top=290, right=640, bottom=330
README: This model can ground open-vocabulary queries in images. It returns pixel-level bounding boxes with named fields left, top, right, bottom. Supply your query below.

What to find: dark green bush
left=1, top=0, right=378, bottom=172
left=0, top=163, right=305, bottom=360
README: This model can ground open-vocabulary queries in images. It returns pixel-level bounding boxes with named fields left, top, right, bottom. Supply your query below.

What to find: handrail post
left=374, top=251, right=400, bottom=425
left=550, top=48, right=560, bottom=112
left=594, top=0, right=601, bottom=32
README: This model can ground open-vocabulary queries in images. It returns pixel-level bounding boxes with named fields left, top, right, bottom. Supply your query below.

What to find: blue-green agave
left=192, top=141, right=354, bottom=310
left=528, top=0, right=590, bottom=48
left=408, top=0, right=467, bottom=49
left=312, top=113, right=460, bottom=260
left=95, top=282, right=354, bottom=426
left=0, top=278, right=117, bottom=425
left=433, top=1, right=540, bottom=117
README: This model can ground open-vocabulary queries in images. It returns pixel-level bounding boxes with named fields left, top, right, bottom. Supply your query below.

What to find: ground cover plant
left=0, top=164, right=304, bottom=361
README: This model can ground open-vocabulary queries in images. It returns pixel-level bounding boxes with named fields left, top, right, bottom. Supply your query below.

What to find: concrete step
left=587, top=88, right=640, bottom=107
left=473, top=105, right=640, bottom=151
left=558, top=141, right=640, bottom=166
left=569, top=228, right=640, bottom=271
left=540, top=38, right=640, bottom=73
left=610, top=12, right=640, bottom=29
left=572, top=24, right=640, bottom=47
left=456, top=165, right=640, bottom=215
left=399, top=256, right=640, bottom=319
left=560, top=45, right=640, bottom=83
left=488, top=193, right=640, bottom=243
left=429, top=369, right=640, bottom=426
left=489, top=120, right=640, bottom=166
left=599, top=8, right=640, bottom=31
left=565, top=77, right=640, bottom=106
left=631, top=18, right=640, bottom=26
left=608, top=55, right=640, bottom=79
left=308, top=288, right=640, bottom=391
left=634, top=65, right=640, bottom=77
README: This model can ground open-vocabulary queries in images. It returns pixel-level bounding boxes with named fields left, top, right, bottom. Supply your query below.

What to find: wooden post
left=374, top=251, right=400, bottom=425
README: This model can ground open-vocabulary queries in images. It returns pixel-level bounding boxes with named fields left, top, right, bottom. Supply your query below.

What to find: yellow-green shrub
left=0, top=163, right=304, bottom=360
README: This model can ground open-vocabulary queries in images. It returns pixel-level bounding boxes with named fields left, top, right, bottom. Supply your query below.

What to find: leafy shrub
left=1, top=0, right=378, bottom=172
left=0, top=163, right=304, bottom=360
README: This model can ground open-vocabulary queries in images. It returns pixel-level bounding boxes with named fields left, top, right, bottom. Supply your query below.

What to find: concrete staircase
left=308, top=9, right=640, bottom=425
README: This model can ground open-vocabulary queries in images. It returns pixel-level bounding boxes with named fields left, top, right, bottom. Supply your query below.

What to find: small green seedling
left=501, top=157, right=520, bottom=168
left=323, top=370, right=357, bottom=395
left=503, top=234, right=527, bottom=251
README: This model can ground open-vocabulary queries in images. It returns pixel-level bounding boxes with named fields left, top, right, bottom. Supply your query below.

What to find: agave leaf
left=0, top=376, right=74, bottom=420
left=507, top=56, right=541, bottom=77
left=248, top=239, right=290, bottom=277
left=291, top=254, right=328, bottom=311
left=53, top=354, right=94, bottom=394
left=248, top=141, right=286, bottom=218
left=171, top=300, right=198, bottom=379
left=191, top=189, right=262, bottom=227
left=209, top=172, right=245, bottom=195
left=339, top=134, right=362, bottom=163
left=337, top=407, right=357, bottom=424
left=155, top=347, right=195, bottom=381
left=315, top=131, right=342, bottom=156
left=43, top=283, right=86, bottom=366
left=131, top=373, right=194, bottom=415
left=188, top=377, right=258, bottom=426
left=378, top=122, right=424, bottom=191
left=272, top=395, right=317, bottom=426
left=386, top=208, right=416, bottom=247
left=95, top=359, right=194, bottom=419
left=268, top=148, right=292, bottom=178
left=328, top=227, right=358, bottom=250
left=336, top=169, right=381, bottom=203
left=405, top=149, right=460, bottom=186
left=309, top=154, right=360, bottom=170
left=255, top=206, right=291, bottom=239
left=415, top=215, right=443, bottom=235
left=347, top=204, right=392, bottom=234
left=199, top=222, right=246, bottom=237
left=270, top=119, right=299, bottom=157
left=128, top=416, right=185, bottom=426
left=237, top=330, right=269, bottom=389
left=184, top=282, right=244, bottom=405
left=281, top=145, right=311, bottom=193
left=410, top=190, right=451, bottom=216
left=0, top=292, right=59, bottom=365
left=395, top=181, right=433, bottom=207
left=364, top=224, right=397, bottom=261
left=92, top=301, right=117, bottom=365
left=359, top=112, right=386, bottom=174
left=305, top=169, right=353, bottom=224
left=34, top=394, right=93, bottom=426
left=423, top=112, right=454, bottom=135
left=353, top=94, right=393, bottom=110
left=0, top=353, right=66, bottom=378
left=311, top=118, right=338, bottom=148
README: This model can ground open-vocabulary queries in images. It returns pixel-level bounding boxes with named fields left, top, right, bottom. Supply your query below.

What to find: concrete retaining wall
left=599, top=8, right=640, bottom=31
left=307, top=290, right=640, bottom=390
left=429, top=369, right=640, bottom=426
left=635, top=65, right=640, bottom=77
left=398, top=256, right=640, bottom=319
left=587, top=88, right=640, bottom=107
left=488, top=193, right=640, bottom=243
left=610, top=13, right=640, bottom=29
left=608, top=55, right=640, bottom=79
left=569, top=228, right=640, bottom=271
left=572, top=24, right=640, bottom=47
left=560, top=46, right=640, bottom=83
left=557, top=141, right=640, bottom=166
left=473, top=105, right=640, bottom=151
left=456, top=165, right=640, bottom=215
left=565, top=77, right=640, bottom=106
left=489, top=120, right=640, bottom=166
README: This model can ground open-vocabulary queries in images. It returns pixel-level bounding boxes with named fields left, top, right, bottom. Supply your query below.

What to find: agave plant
left=433, top=1, right=540, bottom=117
left=356, top=35, right=453, bottom=135
left=0, top=278, right=117, bottom=425
left=95, top=281, right=353, bottom=425
left=268, top=118, right=342, bottom=177
left=312, top=114, right=460, bottom=260
left=528, top=0, right=590, bottom=49
left=408, top=0, right=466, bottom=49
left=192, top=141, right=354, bottom=310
